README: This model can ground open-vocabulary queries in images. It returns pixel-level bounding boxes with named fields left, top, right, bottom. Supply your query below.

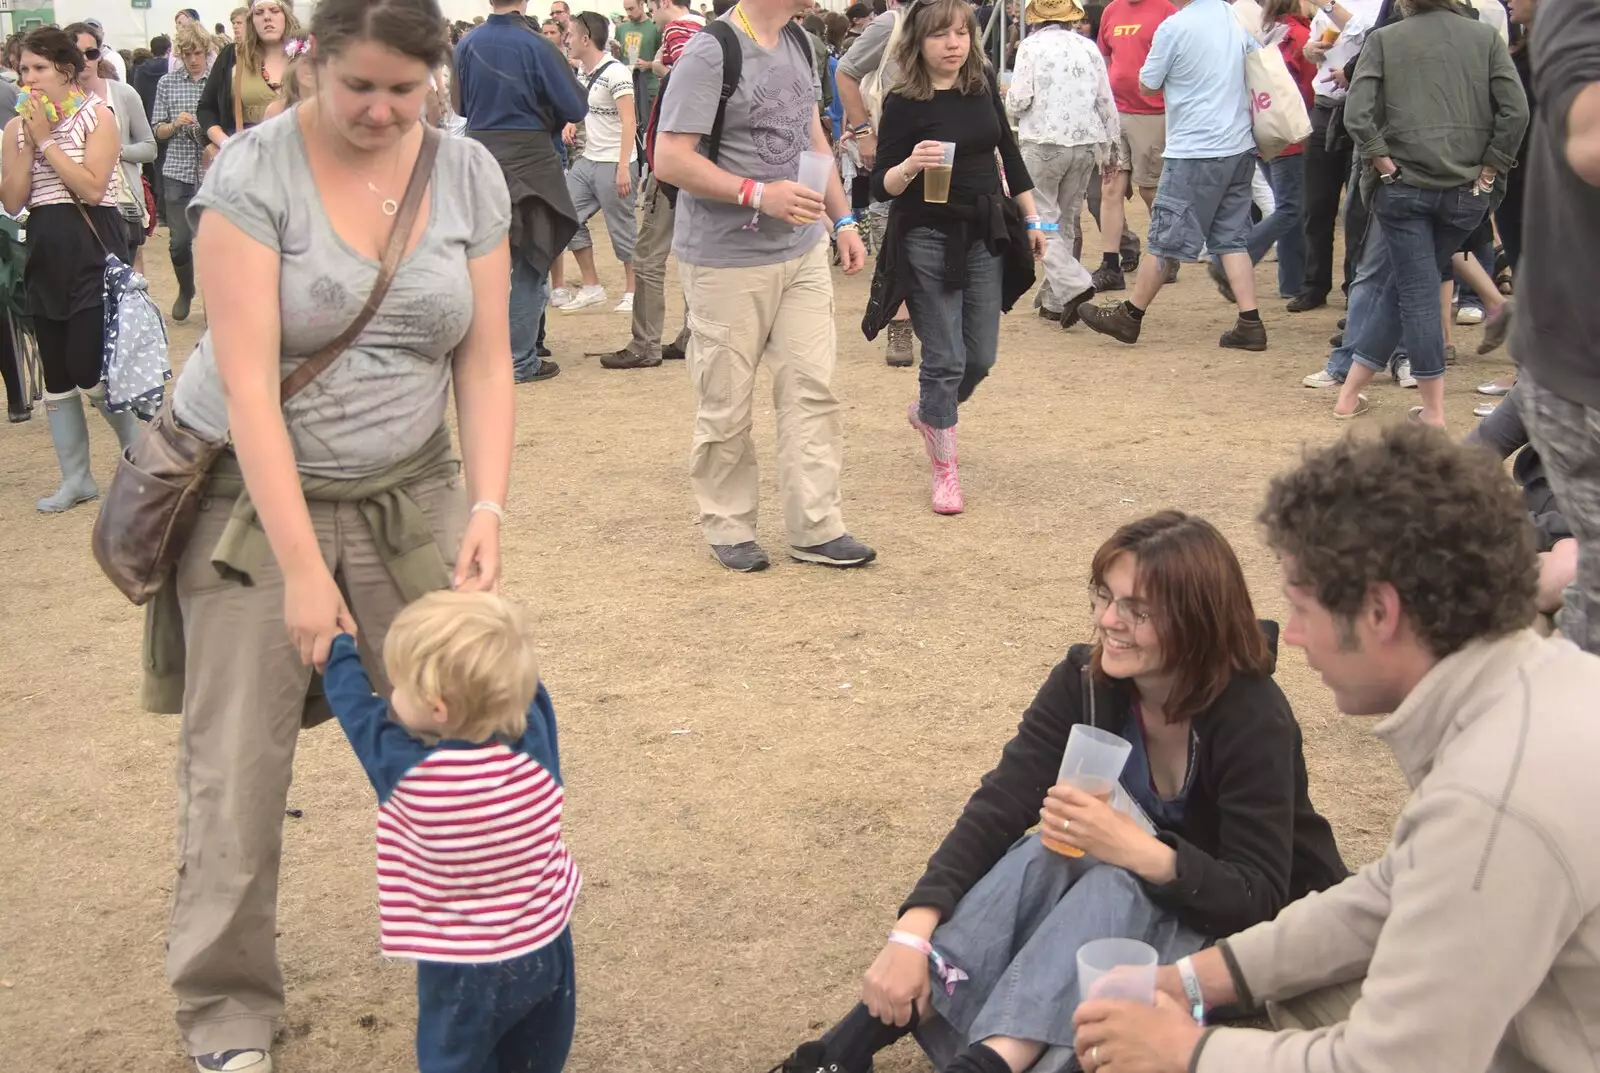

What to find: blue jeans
left=510, top=250, right=549, bottom=379
left=1325, top=220, right=1389, bottom=381
left=916, top=835, right=1205, bottom=1073
left=1246, top=154, right=1306, bottom=298
left=1350, top=181, right=1487, bottom=380
left=415, top=929, right=575, bottom=1073
left=901, top=227, right=1002, bottom=430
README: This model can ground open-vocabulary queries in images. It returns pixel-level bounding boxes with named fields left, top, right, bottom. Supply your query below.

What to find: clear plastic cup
left=1041, top=724, right=1132, bottom=857
left=938, top=140, right=957, bottom=166
left=1076, top=938, right=1158, bottom=1006
left=797, top=150, right=834, bottom=196
left=627, top=42, right=641, bottom=65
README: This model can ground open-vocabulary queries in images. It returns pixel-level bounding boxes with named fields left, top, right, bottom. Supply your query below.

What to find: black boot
left=172, top=259, right=196, bottom=323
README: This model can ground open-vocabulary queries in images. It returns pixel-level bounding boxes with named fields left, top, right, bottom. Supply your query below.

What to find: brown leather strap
left=71, top=194, right=113, bottom=257
left=278, top=125, right=440, bottom=401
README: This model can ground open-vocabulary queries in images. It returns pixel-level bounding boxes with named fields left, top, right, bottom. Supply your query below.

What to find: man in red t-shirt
left=1092, top=0, right=1175, bottom=291
left=599, top=0, right=706, bottom=368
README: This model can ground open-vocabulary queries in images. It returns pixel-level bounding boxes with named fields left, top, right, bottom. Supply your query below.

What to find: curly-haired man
left=1071, top=423, right=1600, bottom=1073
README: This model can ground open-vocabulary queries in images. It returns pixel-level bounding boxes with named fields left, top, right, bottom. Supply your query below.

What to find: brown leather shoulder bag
left=92, top=125, right=441, bottom=605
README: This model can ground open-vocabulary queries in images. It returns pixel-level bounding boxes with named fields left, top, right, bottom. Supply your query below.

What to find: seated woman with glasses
left=768, top=512, right=1347, bottom=1073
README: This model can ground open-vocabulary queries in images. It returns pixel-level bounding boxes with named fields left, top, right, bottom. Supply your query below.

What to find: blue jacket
left=455, top=13, right=589, bottom=133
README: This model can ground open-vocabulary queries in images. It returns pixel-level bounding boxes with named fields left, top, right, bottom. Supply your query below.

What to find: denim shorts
left=1146, top=151, right=1258, bottom=262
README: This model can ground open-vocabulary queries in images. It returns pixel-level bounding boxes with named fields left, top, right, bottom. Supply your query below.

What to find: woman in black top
left=770, top=512, right=1346, bottom=1073
left=862, top=0, right=1044, bottom=517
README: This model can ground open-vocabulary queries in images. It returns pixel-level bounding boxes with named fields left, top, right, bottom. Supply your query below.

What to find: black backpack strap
left=703, top=20, right=743, bottom=166
left=585, top=57, right=618, bottom=91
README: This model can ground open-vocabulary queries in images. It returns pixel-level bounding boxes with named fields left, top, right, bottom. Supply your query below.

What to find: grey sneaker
left=791, top=534, right=877, bottom=568
left=196, top=1052, right=272, bottom=1073
left=711, top=541, right=771, bottom=573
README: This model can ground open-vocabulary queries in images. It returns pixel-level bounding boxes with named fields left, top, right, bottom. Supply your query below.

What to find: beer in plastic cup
left=1320, top=25, right=1339, bottom=43
left=923, top=141, right=957, bottom=203
left=797, top=150, right=833, bottom=196
left=1041, top=724, right=1132, bottom=858
left=1076, top=938, right=1158, bottom=1007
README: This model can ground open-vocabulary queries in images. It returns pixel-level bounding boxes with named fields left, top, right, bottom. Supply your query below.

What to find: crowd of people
left=3, top=0, right=1600, bottom=1070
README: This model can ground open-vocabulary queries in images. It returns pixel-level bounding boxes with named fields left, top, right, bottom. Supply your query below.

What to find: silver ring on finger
left=1061, top=817, right=1072, bottom=834
left=1091, top=1045, right=1102, bottom=1066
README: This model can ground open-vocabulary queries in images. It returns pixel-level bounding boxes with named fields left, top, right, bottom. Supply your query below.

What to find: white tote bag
left=1232, top=4, right=1312, bottom=162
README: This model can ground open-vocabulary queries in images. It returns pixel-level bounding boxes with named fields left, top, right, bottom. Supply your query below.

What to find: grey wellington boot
left=37, top=391, right=100, bottom=513
left=86, top=384, right=140, bottom=453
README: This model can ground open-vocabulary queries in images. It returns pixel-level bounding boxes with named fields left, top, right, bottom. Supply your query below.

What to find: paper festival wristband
left=887, top=930, right=969, bottom=996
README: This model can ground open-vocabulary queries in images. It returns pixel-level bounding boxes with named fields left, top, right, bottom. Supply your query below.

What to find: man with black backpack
left=654, top=0, right=875, bottom=574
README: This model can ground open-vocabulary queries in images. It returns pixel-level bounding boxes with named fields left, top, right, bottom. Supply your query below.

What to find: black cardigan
left=197, top=44, right=247, bottom=139
left=901, top=625, right=1348, bottom=939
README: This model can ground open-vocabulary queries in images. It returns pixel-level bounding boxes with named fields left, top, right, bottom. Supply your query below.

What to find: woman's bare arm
left=452, top=239, right=515, bottom=513
left=1, top=118, right=29, bottom=215
left=194, top=210, right=322, bottom=581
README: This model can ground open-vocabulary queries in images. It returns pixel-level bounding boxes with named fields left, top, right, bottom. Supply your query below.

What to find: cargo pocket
left=685, top=312, right=735, bottom=412
left=1147, top=192, right=1203, bottom=263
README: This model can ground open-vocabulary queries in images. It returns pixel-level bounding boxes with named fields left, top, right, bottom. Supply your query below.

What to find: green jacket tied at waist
left=142, top=425, right=459, bottom=715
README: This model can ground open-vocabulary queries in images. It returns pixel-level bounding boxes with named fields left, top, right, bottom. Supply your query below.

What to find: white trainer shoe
left=196, top=1051, right=272, bottom=1072
left=615, top=292, right=634, bottom=313
left=560, top=285, right=607, bottom=311
left=1454, top=305, right=1485, bottom=326
left=1393, top=358, right=1418, bottom=388
left=548, top=287, right=573, bottom=309
left=1302, top=369, right=1342, bottom=388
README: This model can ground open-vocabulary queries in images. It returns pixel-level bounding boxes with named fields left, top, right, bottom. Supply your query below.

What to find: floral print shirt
left=1006, top=25, right=1121, bottom=158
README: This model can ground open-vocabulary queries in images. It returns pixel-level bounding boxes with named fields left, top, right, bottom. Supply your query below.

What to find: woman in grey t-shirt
left=160, top=0, right=515, bottom=1067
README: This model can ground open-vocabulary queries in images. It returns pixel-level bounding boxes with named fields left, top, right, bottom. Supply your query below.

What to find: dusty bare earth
left=0, top=203, right=1515, bottom=1073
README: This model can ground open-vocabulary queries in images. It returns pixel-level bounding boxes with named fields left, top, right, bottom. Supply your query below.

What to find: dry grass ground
left=0, top=203, right=1515, bottom=1072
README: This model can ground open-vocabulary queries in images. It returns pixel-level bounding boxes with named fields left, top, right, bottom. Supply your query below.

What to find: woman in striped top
left=0, top=26, right=137, bottom=513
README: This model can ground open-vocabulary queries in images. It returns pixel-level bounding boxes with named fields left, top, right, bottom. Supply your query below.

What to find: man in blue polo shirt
left=1078, top=0, right=1265, bottom=350
left=456, top=0, right=589, bottom=382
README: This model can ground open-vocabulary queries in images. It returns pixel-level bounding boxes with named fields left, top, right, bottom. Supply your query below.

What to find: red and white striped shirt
left=376, top=744, right=581, bottom=964
left=23, top=92, right=114, bottom=208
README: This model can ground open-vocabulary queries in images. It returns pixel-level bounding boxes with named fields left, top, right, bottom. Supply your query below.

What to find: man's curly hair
left=1259, top=424, right=1538, bottom=658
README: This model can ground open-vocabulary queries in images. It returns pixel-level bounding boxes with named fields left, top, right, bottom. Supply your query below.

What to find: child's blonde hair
left=383, top=591, right=540, bottom=741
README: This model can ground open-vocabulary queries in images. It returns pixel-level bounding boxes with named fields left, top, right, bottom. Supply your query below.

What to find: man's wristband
left=470, top=500, right=504, bottom=521
left=834, top=214, right=857, bottom=229
left=1176, top=955, right=1206, bottom=1026
left=852, top=121, right=873, bottom=135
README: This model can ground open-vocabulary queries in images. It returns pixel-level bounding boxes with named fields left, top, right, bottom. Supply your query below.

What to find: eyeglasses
left=1089, top=586, right=1152, bottom=628
left=83, top=46, right=101, bottom=59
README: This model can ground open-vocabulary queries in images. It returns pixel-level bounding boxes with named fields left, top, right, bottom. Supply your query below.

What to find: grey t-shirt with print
left=658, top=16, right=824, bottom=268
left=836, top=9, right=899, bottom=87
left=171, top=112, right=510, bottom=478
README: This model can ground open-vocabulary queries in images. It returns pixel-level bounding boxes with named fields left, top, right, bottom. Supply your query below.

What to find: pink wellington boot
left=907, top=401, right=964, bottom=515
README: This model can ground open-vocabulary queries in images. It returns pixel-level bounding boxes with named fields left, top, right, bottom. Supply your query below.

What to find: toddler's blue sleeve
left=517, top=683, right=563, bottom=785
left=323, top=634, right=432, bottom=801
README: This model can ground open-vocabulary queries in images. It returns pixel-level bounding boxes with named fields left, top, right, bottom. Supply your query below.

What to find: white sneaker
left=1393, top=357, right=1418, bottom=388
left=548, top=287, right=573, bottom=309
left=1302, top=369, right=1342, bottom=388
left=1454, top=305, right=1485, bottom=326
left=560, top=285, right=607, bottom=311
left=614, top=292, right=634, bottom=313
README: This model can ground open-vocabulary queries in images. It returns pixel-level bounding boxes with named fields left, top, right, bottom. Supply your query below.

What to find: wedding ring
left=1061, top=817, right=1071, bottom=833
left=1091, top=1045, right=1102, bottom=1066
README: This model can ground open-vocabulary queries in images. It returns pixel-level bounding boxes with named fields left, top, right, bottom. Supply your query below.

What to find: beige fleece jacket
left=1195, top=630, right=1600, bottom=1073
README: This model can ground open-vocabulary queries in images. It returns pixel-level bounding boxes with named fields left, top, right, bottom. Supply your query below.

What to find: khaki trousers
left=165, top=469, right=467, bottom=1055
left=629, top=175, right=681, bottom=360
left=678, top=240, right=846, bottom=548
left=1269, top=979, right=1365, bottom=1032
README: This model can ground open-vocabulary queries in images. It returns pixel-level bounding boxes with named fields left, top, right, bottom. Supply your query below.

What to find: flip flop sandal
left=1333, top=394, right=1370, bottom=420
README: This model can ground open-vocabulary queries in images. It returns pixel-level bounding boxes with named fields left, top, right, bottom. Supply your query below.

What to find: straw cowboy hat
left=1025, top=0, right=1086, bottom=22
